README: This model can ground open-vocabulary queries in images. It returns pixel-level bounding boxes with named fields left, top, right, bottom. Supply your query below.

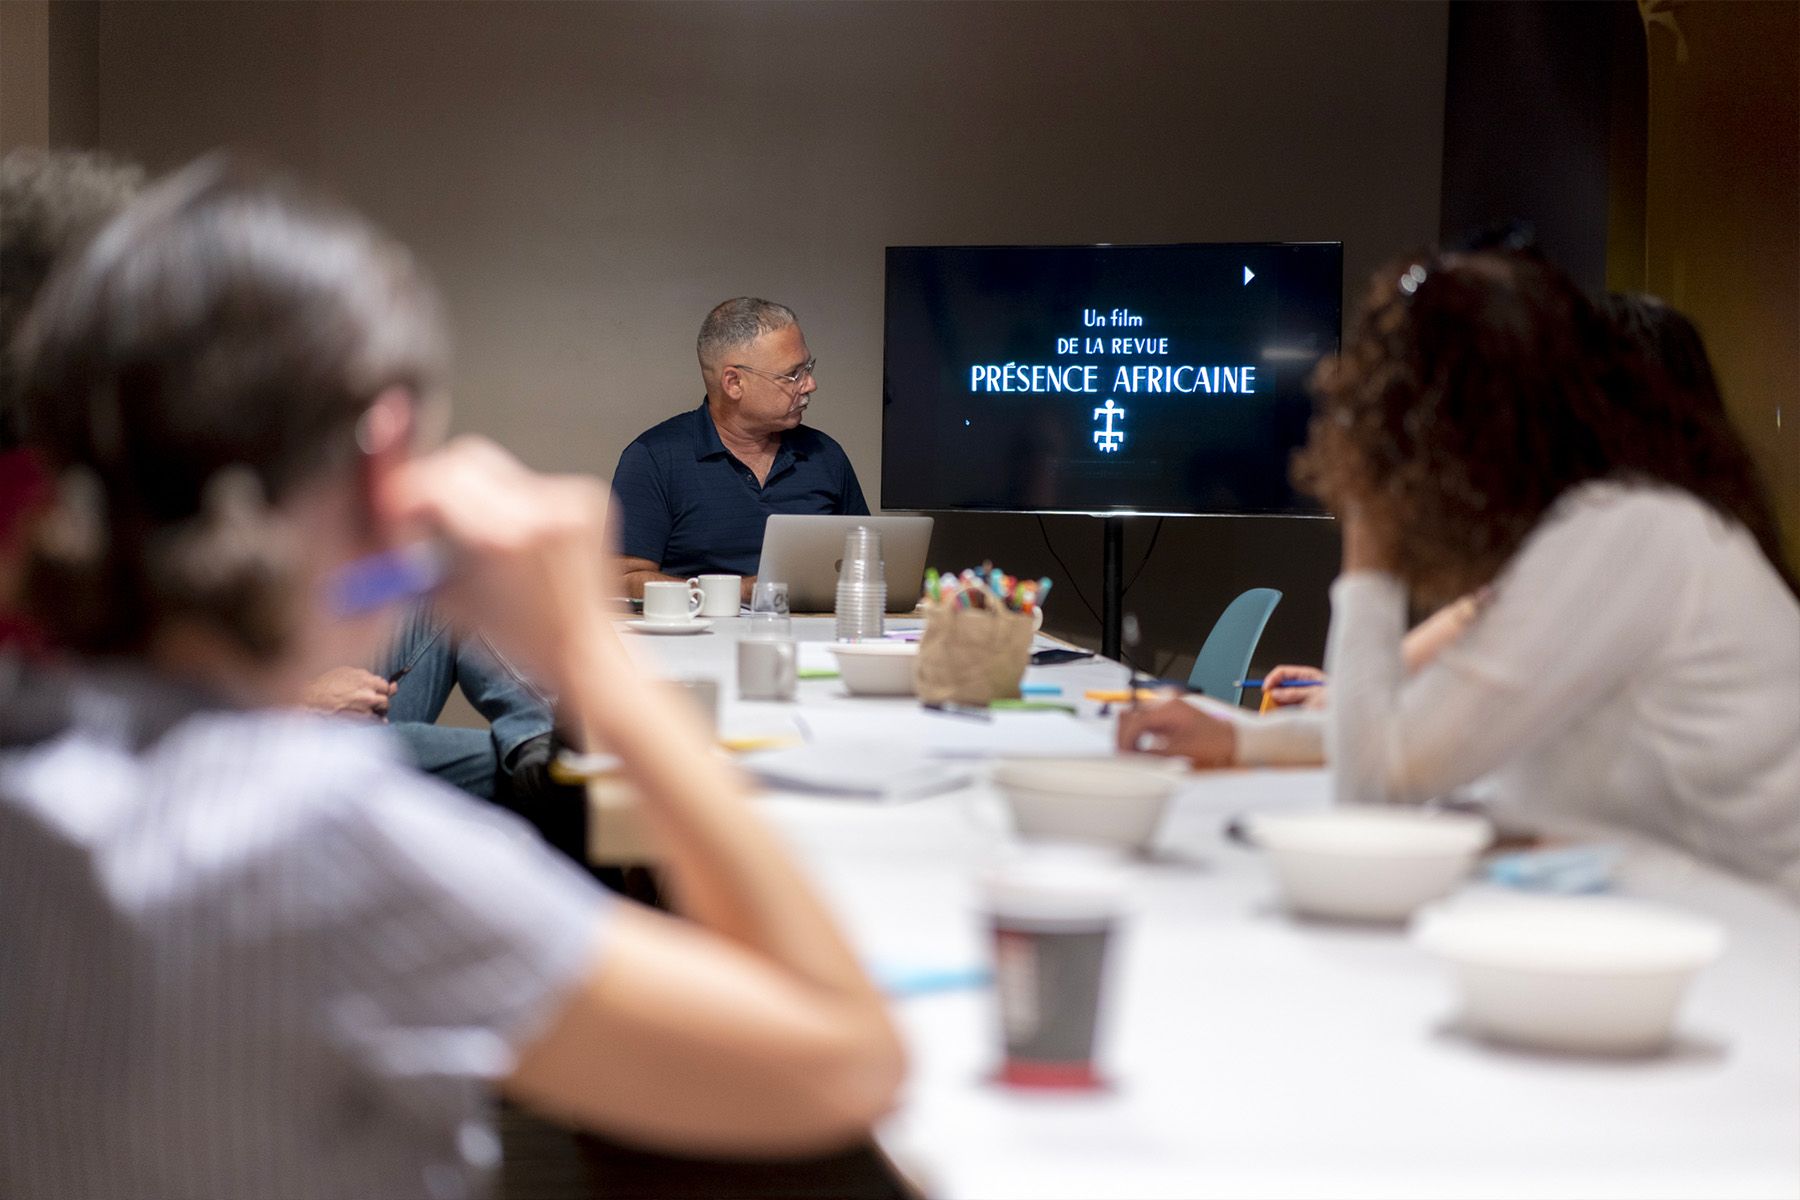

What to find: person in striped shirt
left=0, top=156, right=903, bottom=1199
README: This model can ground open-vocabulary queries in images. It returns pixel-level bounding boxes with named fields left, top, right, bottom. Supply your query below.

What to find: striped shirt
left=0, top=668, right=611, bottom=1200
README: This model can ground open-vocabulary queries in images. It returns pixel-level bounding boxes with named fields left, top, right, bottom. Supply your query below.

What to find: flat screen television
left=882, top=242, right=1342, bottom=517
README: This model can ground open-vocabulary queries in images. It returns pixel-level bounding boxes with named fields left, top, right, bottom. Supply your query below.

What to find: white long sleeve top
left=1323, top=481, right=1800, bottom=899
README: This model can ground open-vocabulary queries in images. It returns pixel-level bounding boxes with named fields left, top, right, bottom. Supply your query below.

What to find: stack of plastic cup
left=834, top=526, right=887, bottom=642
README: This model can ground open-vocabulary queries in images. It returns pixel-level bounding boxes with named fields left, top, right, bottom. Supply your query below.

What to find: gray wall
left=88, top=0, right=1448, bottom=679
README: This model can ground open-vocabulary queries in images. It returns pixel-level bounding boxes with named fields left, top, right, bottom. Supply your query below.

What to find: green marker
left=989, top=699, right=1079, bottom=714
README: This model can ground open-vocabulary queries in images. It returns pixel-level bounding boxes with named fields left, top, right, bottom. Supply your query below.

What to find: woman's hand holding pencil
left=1254, top=664, right=1330, bottom=710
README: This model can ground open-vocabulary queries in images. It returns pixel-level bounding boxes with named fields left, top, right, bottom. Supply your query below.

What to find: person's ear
left=720, top=365, right=744, bottom=401
left=356, top=386, right=420, bottom=543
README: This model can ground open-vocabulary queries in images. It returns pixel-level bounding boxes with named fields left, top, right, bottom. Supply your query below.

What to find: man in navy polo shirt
left=613, top=297, right=869, bottom=601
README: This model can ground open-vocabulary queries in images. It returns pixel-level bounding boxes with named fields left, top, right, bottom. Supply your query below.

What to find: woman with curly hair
left=1124, top=251, right=1800, bottom=897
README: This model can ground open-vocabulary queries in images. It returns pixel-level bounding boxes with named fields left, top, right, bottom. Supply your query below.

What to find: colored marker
left=989, top=700, right=1079, bottom=714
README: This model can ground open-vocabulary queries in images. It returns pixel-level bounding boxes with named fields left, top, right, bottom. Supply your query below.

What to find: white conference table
left=613, top=615, right=1800, bottom=1200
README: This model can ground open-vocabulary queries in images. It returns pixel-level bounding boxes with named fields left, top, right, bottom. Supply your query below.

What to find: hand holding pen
left=1251, top=664, right=1329, bottom=709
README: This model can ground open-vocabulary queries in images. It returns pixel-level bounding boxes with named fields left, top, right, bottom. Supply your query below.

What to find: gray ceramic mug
left=737, top=638, right=797, bottom=701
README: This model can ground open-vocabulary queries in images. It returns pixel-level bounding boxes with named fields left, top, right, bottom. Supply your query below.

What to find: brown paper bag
left=916, top=600, right=1039, bottom=706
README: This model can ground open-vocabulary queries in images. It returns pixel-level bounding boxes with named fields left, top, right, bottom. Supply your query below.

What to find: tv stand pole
left=1100, top=516, right=1125, bottom=661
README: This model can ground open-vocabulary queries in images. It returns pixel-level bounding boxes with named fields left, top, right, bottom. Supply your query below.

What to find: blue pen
left=328, top=541, right=449, bottom=617
left=1236, top=678, right=1326, bottom=690
left=1019, top=684, right=1063, bottom=696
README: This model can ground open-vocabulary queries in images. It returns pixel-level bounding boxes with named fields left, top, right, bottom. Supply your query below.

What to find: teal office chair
left=1186, top=588, right=1283, bottom=707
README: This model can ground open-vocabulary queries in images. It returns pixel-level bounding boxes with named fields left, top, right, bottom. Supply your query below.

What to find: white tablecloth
left=616, top=616, right=1800, bottom=1200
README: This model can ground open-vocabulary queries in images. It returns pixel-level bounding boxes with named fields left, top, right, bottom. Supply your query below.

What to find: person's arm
left=1326, top=494, right=1683, bottom=806
left=838, top=452, right=870, bottom=517
left=610, top=441, right=678, bottom=600
left=1399, top=590, right=1487, bottom=674
left=1260, top=664, right=1329, bottom=709
left=618, top=556, right=683, bottom=598
left=1233, top=592, right=1482, bottom=714
left=386, top=438, right=904, bottom=1154
left=1117, top=695, right=1325, bottom=767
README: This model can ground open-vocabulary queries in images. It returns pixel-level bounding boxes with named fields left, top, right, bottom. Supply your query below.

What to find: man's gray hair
left=697, top=297, right=797, bottom=370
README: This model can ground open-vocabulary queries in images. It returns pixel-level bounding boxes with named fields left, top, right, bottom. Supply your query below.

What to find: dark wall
left=1439, top=0, right=1646, bottom=290
left=85, top=0, right=1450, bottom=679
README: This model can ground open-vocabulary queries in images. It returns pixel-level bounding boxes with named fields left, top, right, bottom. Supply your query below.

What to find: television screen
left=881, top=242, right=1342, bottom=516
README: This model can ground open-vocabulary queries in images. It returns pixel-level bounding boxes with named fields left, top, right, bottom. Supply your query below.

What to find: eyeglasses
left=731, top=358, right=817, bottom=390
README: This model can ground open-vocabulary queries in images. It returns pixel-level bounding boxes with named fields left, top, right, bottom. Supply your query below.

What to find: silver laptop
left=758, top=514, right=934, bottom=614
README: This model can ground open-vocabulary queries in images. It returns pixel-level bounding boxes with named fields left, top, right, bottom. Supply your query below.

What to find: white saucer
left=627, top=618, right=713, bottom=635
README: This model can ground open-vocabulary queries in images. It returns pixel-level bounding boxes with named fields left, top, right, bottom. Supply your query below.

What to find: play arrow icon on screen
left=1243, top=266, right=1255, bottom=285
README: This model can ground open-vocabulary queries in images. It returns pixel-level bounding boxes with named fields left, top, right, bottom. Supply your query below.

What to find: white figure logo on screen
left=1093, top=398, right=1126, bottom=452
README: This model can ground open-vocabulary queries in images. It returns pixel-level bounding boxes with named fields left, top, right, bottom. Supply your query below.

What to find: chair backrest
left=1186, top=588, right=1283, bottom=707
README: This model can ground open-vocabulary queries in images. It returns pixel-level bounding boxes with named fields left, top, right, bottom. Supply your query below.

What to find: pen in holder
left=915, top=566, right=1048, bottom=707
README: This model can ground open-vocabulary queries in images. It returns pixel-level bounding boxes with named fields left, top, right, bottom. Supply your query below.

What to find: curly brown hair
left=1293, top=251, right=1792, bottom=607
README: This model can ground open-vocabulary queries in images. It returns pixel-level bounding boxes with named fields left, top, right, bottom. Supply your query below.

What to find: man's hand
left=739, top=575, right=758, bottom=605
left=1261, top=664, right=1330, bottom=709
left=1116, top=697, right=1238, bottom=768
left=301, top=667, right=395, bottom=719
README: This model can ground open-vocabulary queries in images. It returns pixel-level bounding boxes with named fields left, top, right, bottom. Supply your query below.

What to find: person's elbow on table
left=1117, top=697, right=1238, bottom=768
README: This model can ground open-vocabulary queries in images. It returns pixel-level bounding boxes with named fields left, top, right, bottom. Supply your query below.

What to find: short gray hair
left=697, top=297, right=797, bottom=370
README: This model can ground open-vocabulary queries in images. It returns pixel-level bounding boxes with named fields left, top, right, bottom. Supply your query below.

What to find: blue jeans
left=377, top=605, right=555, bottom=800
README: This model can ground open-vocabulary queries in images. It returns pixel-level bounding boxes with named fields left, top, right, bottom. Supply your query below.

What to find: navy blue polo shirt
left=612, top=401, right=870, bottom=578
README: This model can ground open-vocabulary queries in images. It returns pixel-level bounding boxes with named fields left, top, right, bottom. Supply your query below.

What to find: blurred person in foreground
left=1122, top=251, right=1800, bottom=899
left=0, top=148, right=144, bottom=656
left=0, top=158, right=902, bottom=1199
left=0, top=151, right=563, bottom=833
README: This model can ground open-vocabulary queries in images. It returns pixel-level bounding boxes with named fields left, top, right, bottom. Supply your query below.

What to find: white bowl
left=991, top=759, right=1183, bottom=851
left=827, top=641, right=920, bottom=696
left=1413, top=894, right=1725, bottom=1054
left=1246, top=806, right=1493, bottom=922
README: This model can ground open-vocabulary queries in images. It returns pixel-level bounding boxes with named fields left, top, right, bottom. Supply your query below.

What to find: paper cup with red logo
left=980, top=845, right=1129, bottom=1090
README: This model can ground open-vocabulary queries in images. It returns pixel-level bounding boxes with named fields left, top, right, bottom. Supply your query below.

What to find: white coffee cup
left=642, top=580, right=702, bottom=624
left=691, top=574, right=742, bottom=618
